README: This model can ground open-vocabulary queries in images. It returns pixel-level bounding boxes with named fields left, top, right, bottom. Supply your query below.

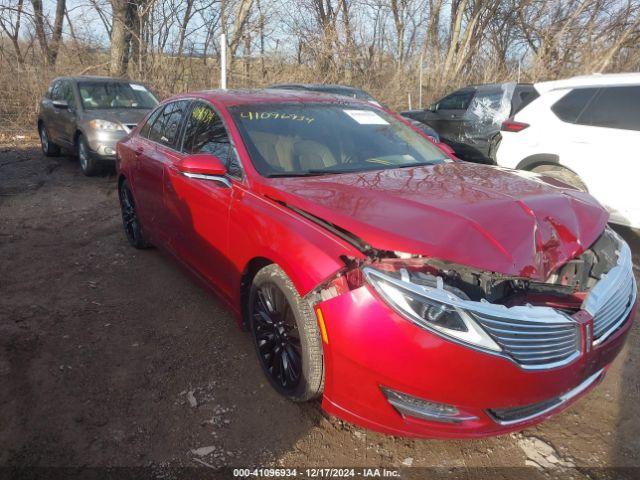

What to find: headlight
left=89, top=119, right=124, bottom=131
left=363, top=267, right=501, bottom=352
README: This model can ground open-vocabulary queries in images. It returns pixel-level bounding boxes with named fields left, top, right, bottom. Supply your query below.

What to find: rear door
left=558, top=85, right=640, bottom=223
left=133, top=100, right=190, bottom=245
left=460, top=86, right=508, bottom=158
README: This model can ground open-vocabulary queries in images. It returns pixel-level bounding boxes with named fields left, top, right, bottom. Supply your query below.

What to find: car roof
left=55, top=76, right=140, bottom=83
left=270, top=83, right=365, bottom=92
left=465, top=82, right=533, bottom=89
left=172, top=88, right=372, bottom=107
left=534, top=72, right=640, bottom=93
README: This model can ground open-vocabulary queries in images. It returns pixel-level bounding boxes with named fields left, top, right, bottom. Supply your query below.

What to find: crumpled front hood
left=261, top=162, right=609, bottom=280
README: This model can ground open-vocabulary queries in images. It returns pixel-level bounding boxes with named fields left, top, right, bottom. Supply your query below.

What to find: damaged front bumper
left=313, top=230, right=636, bottom=438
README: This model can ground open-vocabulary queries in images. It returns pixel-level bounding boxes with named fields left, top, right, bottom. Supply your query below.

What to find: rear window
left=578, top=86, right=640, bottom=131
left=436, top=90, right=475, bottom=110
left=551, top=88, right=598, bottom=123
left=511, top=86, right=539, bottom=115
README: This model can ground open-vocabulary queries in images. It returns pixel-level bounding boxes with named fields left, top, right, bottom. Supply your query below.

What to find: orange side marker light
left=316, top=308, right=329, bottom=344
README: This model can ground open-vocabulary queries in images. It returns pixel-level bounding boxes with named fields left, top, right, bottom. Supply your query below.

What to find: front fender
left=228, top=188, right=366, bottom=304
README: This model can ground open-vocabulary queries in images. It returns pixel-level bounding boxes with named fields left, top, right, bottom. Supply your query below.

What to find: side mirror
left=175, top=153, right=229, bottom=186
left=52, top=100, right=69, bottom=109
left=428, top=103, right=438, bottom=112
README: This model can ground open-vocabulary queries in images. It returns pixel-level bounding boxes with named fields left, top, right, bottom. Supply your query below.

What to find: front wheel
left=249, top=264, right=324, bottom=401
left=77, top=134, right=100, bottom=176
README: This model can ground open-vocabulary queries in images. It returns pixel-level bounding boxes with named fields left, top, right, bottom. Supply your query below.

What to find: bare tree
left=110, top=0, right=138, bottom=76
left=0, top=0, right=26, bottom=66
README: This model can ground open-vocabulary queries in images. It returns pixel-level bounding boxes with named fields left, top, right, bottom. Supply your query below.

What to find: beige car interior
left=248, top=131, right=339, bottom=171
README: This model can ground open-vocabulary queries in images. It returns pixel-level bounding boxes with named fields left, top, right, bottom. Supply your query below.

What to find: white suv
left=496, top=73, right=640, bottom=229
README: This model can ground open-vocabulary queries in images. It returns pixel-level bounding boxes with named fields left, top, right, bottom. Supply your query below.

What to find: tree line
left=0, top=0, right=639, bottom=125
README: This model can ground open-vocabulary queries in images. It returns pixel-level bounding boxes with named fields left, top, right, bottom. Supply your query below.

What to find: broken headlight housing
left=363, top=267, right=501, bottom=352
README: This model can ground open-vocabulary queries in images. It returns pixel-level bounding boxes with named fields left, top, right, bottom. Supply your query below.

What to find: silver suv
left=37, top=76, right=159, bottom=176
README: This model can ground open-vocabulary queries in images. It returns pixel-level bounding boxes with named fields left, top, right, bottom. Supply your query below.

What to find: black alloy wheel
left=118, top=180, right=150, bottom=249
left=252, top=283, right=303, bottom=393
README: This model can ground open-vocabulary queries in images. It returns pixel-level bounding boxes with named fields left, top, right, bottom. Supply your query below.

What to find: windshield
left=229, top=104, right=448, bottom=177
left=78, top=82, right=158, bottom=110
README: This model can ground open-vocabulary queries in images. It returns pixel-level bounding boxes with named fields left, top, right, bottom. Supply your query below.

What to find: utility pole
left=418, top=51, right=423, bottom=109
left=220, top=33, right=227, bottom=89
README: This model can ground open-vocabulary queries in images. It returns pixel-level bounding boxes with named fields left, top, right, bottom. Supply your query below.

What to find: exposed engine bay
left=312, top=226, right=621, bottom=314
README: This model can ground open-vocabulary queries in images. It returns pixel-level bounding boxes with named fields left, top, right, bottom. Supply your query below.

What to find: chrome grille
left=584, top=239, right=637, bottom=345
left=474, top=313, right=580, bottom=368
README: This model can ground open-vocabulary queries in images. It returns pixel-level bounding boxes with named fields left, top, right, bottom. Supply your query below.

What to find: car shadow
left=0, top=145, right=321, bottom=470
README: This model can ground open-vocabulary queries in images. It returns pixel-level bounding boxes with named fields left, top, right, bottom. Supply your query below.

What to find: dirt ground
left=1, top=141, right=639, bottom=478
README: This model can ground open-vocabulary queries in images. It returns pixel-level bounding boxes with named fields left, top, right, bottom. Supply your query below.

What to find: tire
left=118, top=179, right=151, bottom=249
left=532, top=164, right=588, bottom=192
left=77, top=134, right=100, bottom=176
left=249, top=264, right=324, bottom=402
left=39, top=122, right=60, bottom=156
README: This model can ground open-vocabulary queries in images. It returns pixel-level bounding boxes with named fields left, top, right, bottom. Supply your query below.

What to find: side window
left=436, top=90, right=475, bottom=110
left=139, top=107, right=162, bottom=139
left=61, top=81, right=76, bottom=107
left=182, top=102, right=242, bottom=176
left=578, top=86, right=640, bottom=131
left=148, top=100, right=188, bottom=147
left=551, top=88, right=598, bottom=123
left=511, top=87, right=539, bottom=115
left=47, top=81, right=58, bottom=99
left=50, top=81, right=63, bottom=101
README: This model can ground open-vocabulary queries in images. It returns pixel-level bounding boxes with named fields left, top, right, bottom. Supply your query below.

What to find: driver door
left=49, top=80, right=77, bottom=147
left=164, top=101, right=238, bottom=299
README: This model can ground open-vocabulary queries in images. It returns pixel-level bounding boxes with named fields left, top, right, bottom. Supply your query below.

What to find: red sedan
left=116, top=90, right=636, bottom=438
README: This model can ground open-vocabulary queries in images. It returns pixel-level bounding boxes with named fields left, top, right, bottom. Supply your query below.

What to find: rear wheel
left=39, top=122, right=60, bottom=156
left=77, top=134, right=100, bottom=176
left=118, top=179, right=151, bottom=249
left=532, top=164, right=588, bottom=192
left=249, top=264, right=324, bottom=401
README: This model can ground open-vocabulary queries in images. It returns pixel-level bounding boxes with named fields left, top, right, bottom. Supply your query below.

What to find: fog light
left=381, top=386, right=477, bottom=423
left=104, top=146, right=115, bottom=155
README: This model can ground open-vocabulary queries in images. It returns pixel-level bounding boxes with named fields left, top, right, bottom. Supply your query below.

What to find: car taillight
left=501, top=119, right=529, bottom=132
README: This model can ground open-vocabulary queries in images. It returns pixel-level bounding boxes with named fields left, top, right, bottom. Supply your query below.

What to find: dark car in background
left=37, top=76, right=159, bottom=176
left=269, top=83, right=380, bottom=105
left=402, top=83, right=538, bottom=164
left=404, top=117, right=440, bottom=143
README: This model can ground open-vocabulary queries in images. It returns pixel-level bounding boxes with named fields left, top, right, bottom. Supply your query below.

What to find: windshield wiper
left=267, top=168, right=368, bottom=177
left=394, top=160, right=444, bottom=168
left=267, top=161, right=444, bottom=178
left=266, top=171, right=329, bottom=178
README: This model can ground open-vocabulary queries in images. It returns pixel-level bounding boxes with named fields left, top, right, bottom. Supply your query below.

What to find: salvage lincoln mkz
left=116, top=90, right=636, bottom=438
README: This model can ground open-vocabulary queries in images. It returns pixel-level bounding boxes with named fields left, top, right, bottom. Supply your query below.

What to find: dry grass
left=0, top=34, right=637, bottom=137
